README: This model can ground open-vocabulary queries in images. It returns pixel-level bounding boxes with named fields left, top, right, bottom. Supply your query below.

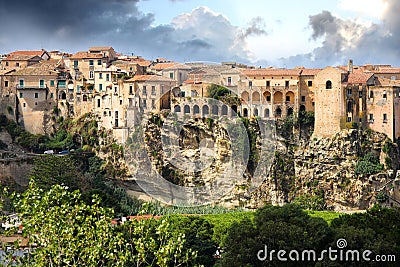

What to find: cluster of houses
left=1, top=47, right=400, bottom=143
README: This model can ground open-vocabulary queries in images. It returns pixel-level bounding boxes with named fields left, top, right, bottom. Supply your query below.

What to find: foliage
left=376, top=191, right=389, bottom=203
left=206, top=84, right=230, bottom=100
left=0, top=139, right=7, bottom=150
left=217, top=204, right=332, bottom=267
left=355, top=152, right=384, bottom=175
left=293, top=192, right=326, bottom=210
left=11, top=181, right=130, bottom=266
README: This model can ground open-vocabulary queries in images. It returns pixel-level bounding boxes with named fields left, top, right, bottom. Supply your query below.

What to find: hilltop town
left=1, top=46, right=400, bottom=144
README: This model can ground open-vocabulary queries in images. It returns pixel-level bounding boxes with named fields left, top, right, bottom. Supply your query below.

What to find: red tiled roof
left=4, top=54, right=40, bottom=61
left=300, top=68, right=323, bottom=76
left=241, top=68, right=302, bottom=77
left=347, top=72, right=373, bottom=84
left=10, top=50, right=45, bottom=57
left=70, top=52, right=104, bottom=59
left=373, top=67, right=400, bottom=74
left=152, top=62, right=177, bottom=71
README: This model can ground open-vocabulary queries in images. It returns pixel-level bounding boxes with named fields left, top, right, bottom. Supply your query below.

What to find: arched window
left=193, top=105, right=200, bottom=114
left=174, top=105, right=181, bottom=112
left=254, top=108, right=259, bottom=116
left=347, top=101, right=353, bottom=113
left=60, top=91, right=67, bottom=100
left=264, top=108, right=270, bottom=118
left=222, top=105, right=228, bottom=115
left=326, top=80, right=332, bottom=89
left=287, top=107, right=294, bottom=116
left=275, top=107, right=282, bottom=117
left=202, top=105, right=209, bottom=115
left=243, top=108, right=248, bottom=117
left=300, top=105, right=306, bottom=112
left=212, top=105, right=219, bottom=115
left=184, top=105, right=190, bottom=114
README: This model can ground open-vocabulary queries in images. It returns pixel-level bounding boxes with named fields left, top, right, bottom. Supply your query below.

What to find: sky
left=0, top=0, right=397, bottom=68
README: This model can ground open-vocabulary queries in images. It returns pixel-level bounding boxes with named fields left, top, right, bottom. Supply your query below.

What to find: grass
left=305, top=210, right=343, bottom=225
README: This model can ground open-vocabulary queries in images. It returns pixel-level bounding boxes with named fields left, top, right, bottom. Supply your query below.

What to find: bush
left=355, top=152, right=384, bottom=175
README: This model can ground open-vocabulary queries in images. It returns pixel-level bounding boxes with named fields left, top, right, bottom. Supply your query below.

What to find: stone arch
left=222, top=105, right=228, bottom=115
left=60, top=91, right=67, bottom=100
left=274, top=91, right=283, bottom=104
left=231, top=105, right=238, bottom=117
left=243, top=108, right=248, bottom=117
left=287, top=107, right=294, bottom=116
left=275, top=107, right=282, bottom=117
left=264, top=108, right=270, bottom=118
left=184, top=105, right=190, bottom=114
left=212, top=105, right=219, bottom=115
left=326, top=80, right=332, bottom=89
left=263, top=91, right=271, bottom=102
left=193, top=105, right=200, bottom=114
left=285, top=91, right=295, bottom=104
left=253, top=108, right=259, bottom=116
left=241, top=91, right=249, bottom=102
left=174, top=105, right=181, bottom=112
left=252, top=91, right=260, bottom=103
left=202, top=105, right=209, bottom=115
left=300, top=105, right=306, bottom=112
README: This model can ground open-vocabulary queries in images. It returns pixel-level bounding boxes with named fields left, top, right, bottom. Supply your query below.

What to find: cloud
left=280, top=0, right=400, bottom=67
left=0, top=1, right=262, bottom=63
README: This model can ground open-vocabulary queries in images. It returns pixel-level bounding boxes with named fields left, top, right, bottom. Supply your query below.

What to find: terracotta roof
left=346, top=71, right=374, bottom=84
left=126, top=74, right=176, bottom=82
left=5, top=54, right=41, bottom=61
left=10, top=50, right=45, bottom=57
left=374, top=76, right=400, bottom=86
left=152, top=62, right=178, bottom=71
left=70, top=52, right=104, bottom=59
left=89, top=46, right=114, bottom=51
left=373, top=67, right=400, bottom=74
left=241, top=68, right=302, bottom=77
left=300, top=68, right=323, bottom=76
left=8, top=61, right=61, bottom=76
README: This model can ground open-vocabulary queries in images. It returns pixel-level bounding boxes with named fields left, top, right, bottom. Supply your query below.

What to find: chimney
left=348, top=59, right=353, bottom=74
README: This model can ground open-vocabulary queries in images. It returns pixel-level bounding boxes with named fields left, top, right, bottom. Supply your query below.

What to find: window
left=129, top=85, right=133, bottom=95
left=89, top=71, right=94, bottom=79
left=169, top=72, right=174, bottom=79
left=97, top=59, right=102, bottom=65
left=151, top=86, right=156, bottom=95
left=120, top=100, right=123, bottom=105
left=50, top=93, right=54, bottom=98
left=286, top=96, right=290, bottom=102
left=308, top=80, right=312, bottom=87
left=97, top=99, right=101, bottom=108
left=114, top=87, right=117, bottom=93
left=383, top=91, right=387, bottom=99
left=369, top=90, right=374, bottom=98
left=4, top=81, right=8, bottom=87
left=249, top=81, right=253, bottom=88
left=74, top=61, right=78, bottom=67
left=106, top=74, right=110, bottom=81
left=346, top=117, right=352, bottom=122
left=143, top=99, right=147, bottom=108
left=19, top=79, right=24, bottom=88
left=16, top=62, right=20, bottom=67
left=77, top=85, right=81, bottom=93
left=227, top=77, right=232, bottom=86
left=143, top=86, right=147, bottom=95
left=50, top=80, right=55, bottom=87
left=58, top=80, right=66, bottom=88
left=266, top=95, right=271, bottom=102
left=285, top=81, right=289, bottom=88
left=383, top=114, right=388, bottom=123
left=5, top=61, right=9, bottom=66
left=266, top=81, right=270, bottom=87
left=39, top=80, right=45, bottom=88
left=359, top=91, right=362, bottom=98
left=152, top=99, right=155, bottom=108
left=19, top=93, right=23, bottom=98
left=301, top=96, right=306, bottom=102
left=369, top=114, right=374, bottom=123
left=89, top=60, right=94, bottom=66
left=161, top=85, right=164, bottom=94
left=34, top=93, right=39, bottom=99
left=23, top=103, right=26, bottom=107
left=104, top=111, right=107, bottom=117
left=99, top=84, right=103, bottom=91
left=326, top=80, right=332, bottom=89
left=391, top=76, right=396, bottom=80
left=99, top=73, right=103, bottom=79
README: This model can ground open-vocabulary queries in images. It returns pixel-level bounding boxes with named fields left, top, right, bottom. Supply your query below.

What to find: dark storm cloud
left=0, top=0, right=263, bottom=63
left=281, top=0, right=400, bottom=67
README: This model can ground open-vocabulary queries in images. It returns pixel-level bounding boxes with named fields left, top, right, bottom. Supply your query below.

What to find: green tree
left=12, top=181, right=130, bottom=266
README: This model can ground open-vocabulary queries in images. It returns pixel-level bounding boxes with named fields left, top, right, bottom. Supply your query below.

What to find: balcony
left=16, top=85, right=47, bottom=90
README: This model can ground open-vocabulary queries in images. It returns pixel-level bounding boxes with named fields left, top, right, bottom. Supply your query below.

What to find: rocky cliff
left=133, top=113, right=400, bottom=211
